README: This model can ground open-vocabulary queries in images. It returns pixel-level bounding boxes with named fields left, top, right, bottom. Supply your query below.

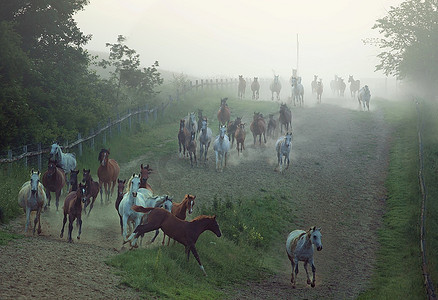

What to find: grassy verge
left=358, top=99, right=426, bottom=299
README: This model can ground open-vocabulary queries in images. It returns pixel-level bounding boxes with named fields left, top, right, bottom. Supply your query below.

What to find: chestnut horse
left=60, top=183, right=88, bottom=243
left=69, top=170, right=79, bottom=192
left=178, top=119, right=189, bottom=158
left=115, top=179, right=126, bottom=234
left=279, top=103, right=292, bottom=134
left=130, top=206, right=221, bottom=276
left=187, top=130, right=197, bottom=167
left=250, top=112, right=267, bottom=145
left=140, top=164, right=153, bottom=192
left=217, top=97, right=230, bottom=126
left=82, top=169, right=100, bottom=215
left=235, top=123, right=246, bottom=156
left=42, top=159, right=66, bottom=211
left=97, top=148, right=120, bottom=203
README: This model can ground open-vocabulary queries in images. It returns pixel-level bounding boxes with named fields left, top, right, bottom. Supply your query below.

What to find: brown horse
left=227, top=116, right=242, bottom=146
left=279, top=103, right=292, bottom=134
left=187, top=131, right=197, bottom=167
left=115, top=179, right=126, bottom=235
left=42, top=159, right=66, bottom=211
left=217, top=97, right=230, bottom=126
left=82, top=169, right=100, bottom=215
left=250, top=112, right=267, bottom=145
left=131, top=206, right=221, bottom=276
left=69, top=169, right=79, bottom=192
left=60, top=183, right=88, bottom=243
left=140, top=164, right=153, bottom=191
left=267, top=114, right=277, bottom=137
left=178, top=119, right=189, bottom=158
left=235, top=123, right=246, bottom=156
left=97, top=149, right=120, bottom=204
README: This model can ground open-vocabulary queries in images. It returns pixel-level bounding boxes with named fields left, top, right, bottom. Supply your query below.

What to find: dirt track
left=0, top=97, right=389, bottom=299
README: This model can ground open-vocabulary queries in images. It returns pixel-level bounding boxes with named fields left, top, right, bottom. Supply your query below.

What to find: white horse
left=358, top=85, right=371, bottom=111
left=270, top=75, right=282, bottom=101
left=291, top=77, right=304, bottom=107
left=18, top=170, right=48, bottom=234
left=199, top=118, right=212, bottom=164
left=50, top=143, right=77, bottom=190
left=213, top=125, right=230, bottom=172
left=185, top=112, right=198, bottom=136
left=286, top=226, right=323, bottom=288
left=275, top=132, right=292, bottom=172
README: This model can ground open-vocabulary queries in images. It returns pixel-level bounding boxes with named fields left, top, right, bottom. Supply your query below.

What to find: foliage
left=0, top=230, right=22, bottom=246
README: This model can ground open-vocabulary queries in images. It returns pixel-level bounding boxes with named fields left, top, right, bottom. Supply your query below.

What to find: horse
left=279, top=103, right=292, bottom=134
left=311, top=75, right=318, bottom=95
left=316, top=80, right=323, bottom=103
left=250, top=112, right=267, bottom=145
left=348, top=75, right=360, bottom=98
left=49, top=143, right=76, bottom=191
left=17, top=170, right=47, bottom=234
left=251, top=77, right=260, bottom=100
left=129, top=206, right=221, bottom=276
left=227, top=116, right=242, bottom=146
left=217, top=97, right=230, bottom=126
left=97, top=148, right=120, bottom=204
left=185, top=112, right=198, bottom=137
left=338, top=77, right=346, bottom=97
left=358, top=85, right=371, bottom=111
left=235, top=123, right=246, bottom=156
left=187, top=130, right=197, bottom=167
left=115, top=178, right=126, bottom=234
left=199, top=118, right=212, bottom=164
left=270, top=75, right=282, bottom=101
left=196, top=109, right=204, bottom=135
left=178, top=119, right=189, bottom=158
left=213, top=125, right=231, bottom=172
left=286, top=227, right=323, bottom=288
left=275, top=133, right=293, bottom=172
left=69, top=169, right=79, bottom=192
left=82, top=169, right=100, bottom=215
left=330, top=75, right=339, bottom=96
left=267, top=114, right=277, bottom=137
left=291, top=77, right=304, bottom=107
left=238, top=75, right=246, bottom=99
left=60, top=183, right=88, bottom=243
left=42, top=159, right=66, bottom=211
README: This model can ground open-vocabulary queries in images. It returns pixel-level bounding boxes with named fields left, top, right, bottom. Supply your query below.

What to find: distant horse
left=185, top=112, right=198, bottom=136
left=270, top=75, right=282, bottom=101
left=238, top=75, right=246, bottom=99
left=358, top=85, right=371, bottom=111
left=178, top=119, right=189, bottom=158
left=250, top=112, right=267, bottom=145
left=18, top=170, right=47, bottom=234
left=42, top=159, right=66, bottom=211
left=213, top=125, right=231, bottom=172
left=69, top=169, right=79, bottom=192
left=60, top=183, right=88, bottom=243
left=348, top=75, right=360, bottom=98
left=197, top=109, right=204, bottom=135
left=130, top=206, right=221, bottom=276
left=251, top=77, right=260, bottom=100
left=279, top=103, right=292, bottom=134
left=286, top=226, right=323, bottom=288
left=316, top=80, right=324, bottom=103
left=338, top=77, right=346, bottom=97
left=82, top=169, right=100, bottom=215
left=115, top=178, right=126, bottom=234
left=227, top=116, right=242, bottom=146
left=267, top=114, right=277, bottom=137
left=199, top=118, right=212, bottom=164
left=187, top=130, right=197, bottom=167
left=217, top=97, right=230, bottom=126
left=291, top=77, right=304, bottom=107
left=49, top=143, right=76, bottom=191
left=311, top=75, right=318, bottom=95
left=275, top=133, right=293, bottom=172
left=97, top=148, right=120, bottom=203
left=235, top=123, right=246, bottom=156
left=330, top=75, right=339, bottom=95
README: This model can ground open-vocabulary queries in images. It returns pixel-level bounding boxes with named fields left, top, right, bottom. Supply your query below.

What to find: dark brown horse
left=267, top=114, right=277, bottom=137
left=69, top=170, right=79, bottom=192
left=217, top=97, right=230, bottom=126
left=131, top=206, right=221, bottom=276
left=42, top=159, right=66, bottom=211
left=115, top=179, right=126, bottom=235
left=178, top=119, right=189, bottom=158
left=279, top=103, right=292, bottom=134
left=250, top=112, right=267, bottom=145
left=187, top=131, right=197, bottom=167
left=235, top=123, right=246, bottom=156
left=97, top=149, right=120, bottom=204
left=60, top=183, right=88, bottom=243
left=82, top=169, right=100, bottom=215
left=227, top=116, right=242, bottom=146
left=139, top=164, right=153, bottom=191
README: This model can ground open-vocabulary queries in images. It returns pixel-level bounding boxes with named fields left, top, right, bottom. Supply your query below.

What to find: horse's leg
left=215, top=151, right=219, bottom=171
left=45, top=189, right=51, bottom=208
left=190, top=245, right=207, bottom=276
left=68, top=215, right=75, bottom=243
left=60, top=212, right=67, bottom=238
left=122, top=215, right=129, bottom=243
left=99, top=180, right=104, bottom=204
left=289, top=257, right=296, bottom=288
left=24, top=206, right=31, bottom=233
left=87, top=197, right=95, bottom=216
left=110, top=179, right=116, bottom=198
left=106, top=182, right=110, bottom=203
left=150, top=229, right=160, bottom=243
left=293, top=258, right=299, bottom=288
left=304, top=261, right=312, bottom=285
left=55, top=190, right=61, bottom=211
left=77, top=216, right=82, bottom=240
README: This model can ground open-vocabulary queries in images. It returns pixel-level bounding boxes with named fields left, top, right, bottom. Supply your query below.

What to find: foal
left=82, top=169, right=100, bottom=215
left=115, top=179, right=126, bottom=234
left=60, top=183, right=88, bottom=243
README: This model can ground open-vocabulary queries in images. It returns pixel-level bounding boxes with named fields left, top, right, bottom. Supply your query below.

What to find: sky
left=74, top=0, right=404, bottom=83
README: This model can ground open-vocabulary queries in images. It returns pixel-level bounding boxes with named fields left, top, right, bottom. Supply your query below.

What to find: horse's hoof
left=77, top=236, right=80, bottom=240
left=307, top=279, right=312, bottom=285
left=60, top=233, right=63, bottom=238
left=311, top=282, right=316, bottom=288
left=68, top=239, right=73, bottom=243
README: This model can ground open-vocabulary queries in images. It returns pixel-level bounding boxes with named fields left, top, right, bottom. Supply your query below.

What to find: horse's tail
left=132, top=205, right=155, bottom=214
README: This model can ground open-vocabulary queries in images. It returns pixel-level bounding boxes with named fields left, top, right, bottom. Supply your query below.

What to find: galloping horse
left=338, top=77, right=346, bottom=97
left=316, top=80, right=324, bottom=103
left=115, top=178, right=126, bottom=234
left=199, top=118, right=212, bottom=164
left=49, top=143, right=76, bottom=191
left=238, top=75, right=246, bottom=99
left=286, top=226, right=323, bottom=288
left=358, top=85, right=371, bottom=111
left=197, top=109, right=204, bottom=135
left=250, top=112, right=267, bottom=145
left=130, top=206, right=221, bottom=276
left=82, top=169, right=100, bottom=215
left=187, top=130, right=197, bottom=167
left=18, top=170, right=47, bottom=234
left=178, top=119, right=189, bottom=158
left=97, top=148, right=120, bottom=204
left=227, top=116, right=242, bottom=146
left=69, top=170, right=79, bottom=192
left=213, top=125, right=231, bottom=172
left=275, top=132, right=293, bottom=172
left=235, top=123, right=246, bottom=155
left=60, top=183, right=88, bottom=243
left=251, top=77, right=260, bottom=100
left=139, top=164, right=153, bottom=192
left=267, top=114, right=277, bottom=137
left=279, top=103, right=292, bottom=134
left=291, top=77, right=304, bottom=107
left=217, top=97, right=230, bottom=126
left=330, top=75, right=339, bottom=96
left=185, top=112, right=198, bottom=136
left=270, top=75, right=282, bottom=101
left=42, top=159, right=66, bottom=211
left=311, top=75, right=318, bottom=95
left=348, top=75, right=360, bottom=98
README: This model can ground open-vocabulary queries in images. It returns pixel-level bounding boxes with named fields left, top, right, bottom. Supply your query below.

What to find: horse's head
left=201, top=119, right=208, bottom=133
left=238, top=123, right=245, bottom=130
left=30, top=170, right=40, bottom=196
left=219, top=125, right=227, bottom=140
left=140, top=164, right=152, bottom=186
left=98, top=149, right=109, bottom=166
left=47, top=160, right=57, bottom=177
left=78, top=183, right=88, bottom=204
left=179, top=119, right=185, bottom=131
left=284, top=132, right=293, bottom=148
left=208, top=215, right=222, bottom=237
left=254, top=77, right=258, bottom=82
left=117, top=179, right=126, bottom=198
left=220, top=97, right=228, bottom=107
left=183, top=194, right=196, bottom=214
left=69, top=169, right=79, bottom=186
left=308, top=226, right=322, bottom=251
left=190, top=130, right=196, bottom=142
left=50, top=143, right=60, bottom=160
left=82, top=169, right=91, bottom=183
left=129, top=174, right=141, bottom=198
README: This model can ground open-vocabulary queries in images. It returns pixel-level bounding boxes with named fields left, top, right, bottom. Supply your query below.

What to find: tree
left=373, top=0, right=438, bottom=97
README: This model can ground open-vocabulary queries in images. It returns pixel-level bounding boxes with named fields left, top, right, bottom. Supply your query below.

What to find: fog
left=75, top=0, right=403, bottom=95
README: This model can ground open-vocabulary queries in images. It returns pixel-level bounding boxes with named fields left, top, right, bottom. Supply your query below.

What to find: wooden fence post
left=128, top=109, right=132, bottom=130
left=108, top=118, right=112, bottom=137
left=145, top=104, right=149, bottom=123
left=8, top=150, right=12, bottom=175
left=37, top=143, right=42, bottom=171
left=117, top=113, right=121, bottom=133
left=23, top=145, right=27, bottom=168
left=78, top=133, right=82, bottom=156
left=90, top=129, right=95, bottom=151
left=154, top=108, right=157, bottom=121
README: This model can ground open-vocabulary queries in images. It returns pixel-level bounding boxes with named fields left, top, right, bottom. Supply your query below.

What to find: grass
left=0, top=229, right=22, bottom=245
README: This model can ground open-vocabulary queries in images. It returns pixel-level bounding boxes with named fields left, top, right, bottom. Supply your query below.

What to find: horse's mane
left=192, top=215, right=215, bottom=222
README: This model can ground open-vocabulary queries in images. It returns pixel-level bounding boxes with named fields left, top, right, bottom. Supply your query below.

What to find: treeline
left=0, top=1, right=162, bottom=151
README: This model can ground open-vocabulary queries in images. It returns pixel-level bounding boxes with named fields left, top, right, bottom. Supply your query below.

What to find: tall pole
left=296, top=34, right=299, bottom=75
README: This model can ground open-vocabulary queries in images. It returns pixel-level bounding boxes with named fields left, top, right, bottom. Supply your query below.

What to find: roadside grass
left=357, top=99, right=426, bottom=299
